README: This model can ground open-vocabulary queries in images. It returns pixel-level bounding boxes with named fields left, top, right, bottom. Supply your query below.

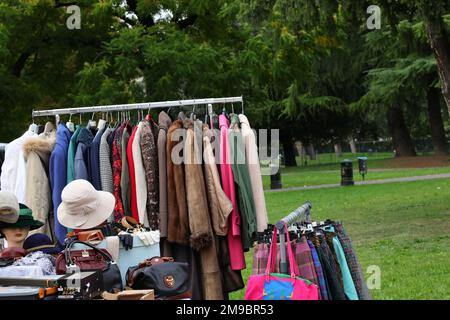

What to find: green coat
left=229, top=114, right=257, bottom=251
left=67, top=125, right=81, bottom=184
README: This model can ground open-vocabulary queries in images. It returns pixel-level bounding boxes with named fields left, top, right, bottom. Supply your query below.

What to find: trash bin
left=270, top=164, right=282, bottom=190
left=340, top=159, right=354, bottom=186
left=358, top=156, right=368, bottom=180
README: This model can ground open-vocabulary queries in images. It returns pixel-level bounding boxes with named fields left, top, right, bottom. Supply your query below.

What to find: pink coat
left=219, top=115, right=246, bottom=270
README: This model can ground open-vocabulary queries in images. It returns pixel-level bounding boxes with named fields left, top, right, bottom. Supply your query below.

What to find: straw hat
left=57, top=179, right=115, bottom=230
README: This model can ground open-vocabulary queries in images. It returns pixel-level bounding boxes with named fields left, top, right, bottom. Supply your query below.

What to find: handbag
left=245, top=222, right=319, bottom=300
left=55, top=240, right=123, bottom=293
left=126, top=256, right=189, bottom=298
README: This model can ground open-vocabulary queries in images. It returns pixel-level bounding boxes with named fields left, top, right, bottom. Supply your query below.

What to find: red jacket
left=127, top=126, right=139, bottom=223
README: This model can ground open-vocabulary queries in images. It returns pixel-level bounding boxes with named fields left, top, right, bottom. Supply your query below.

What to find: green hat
left=0, top=204, right=44, bottom=236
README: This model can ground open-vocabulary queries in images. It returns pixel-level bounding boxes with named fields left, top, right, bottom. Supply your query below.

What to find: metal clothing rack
left=275, top=201, right=312, bottom=274
left=32, top=96, right=244, bottom=117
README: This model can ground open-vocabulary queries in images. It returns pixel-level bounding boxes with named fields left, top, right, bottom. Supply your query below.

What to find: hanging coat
left=112, top=124, right=126, bottom=222
left=90, top=126, right=105, bottom=190
left=238, top=114, right=268, bottom=232
left=140, top=119, right=159, bottom=230
left=184, top=119, right=213, bottom=250
left=166, top=120, right=189, bottom=246
left=23, top=132, right=56, bottom=236
left=219, top=115, right=246, bottom=271
left=0, top=129, right=37, bottom=202
left=49, top=124, right=71, bottom=246
left=184, top=119, right=222, bottom=300
left=132, top=122, right=148, bottom=226
left=127, top=126, right=139, bottom=223
left=99, top=127, right=114, bottom=194
left=158, top=111, right=172, bottom=238
left=67, top=125, right=81, bottom=184
left=229, top=114, right=257, bottom=251
left=74, top=128, right=94, bottom=181
left=202, top=124, right=232, bottom=236
left=121, top=124, right=132, bottom=215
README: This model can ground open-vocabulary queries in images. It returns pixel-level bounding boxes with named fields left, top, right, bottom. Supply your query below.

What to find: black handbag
left=126, top=257, right=189, bottom=298
left=59, top=240, right=123, bottom=293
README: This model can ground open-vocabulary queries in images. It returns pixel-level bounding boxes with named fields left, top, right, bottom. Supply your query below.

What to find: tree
left=0, top=0, right=121, bottom=141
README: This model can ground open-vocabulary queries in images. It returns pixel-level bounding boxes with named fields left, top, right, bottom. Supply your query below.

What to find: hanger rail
left=275, top=201, right=312, bottom=274
left=32, top=96, right=244, bottom=117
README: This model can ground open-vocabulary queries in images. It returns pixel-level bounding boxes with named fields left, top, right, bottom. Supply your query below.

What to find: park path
left=265, top=173, right=450, bottom=193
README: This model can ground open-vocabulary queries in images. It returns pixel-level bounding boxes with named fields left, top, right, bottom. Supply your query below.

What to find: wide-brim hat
left=57, top=179, right=115, bottom=230
left=0, top=191, right=20, bottom=224
left=0, top=204, right=44, bottom=235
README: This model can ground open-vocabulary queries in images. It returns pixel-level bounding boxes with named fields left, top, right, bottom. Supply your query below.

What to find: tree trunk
left=349, top=137, right=357, bottom=154
left=280, top=131, right=297, bottom=167
left=386, top=106, right=417, bottom=157
left=424, top=18, right=450, bottom=116
left=427, top=87, right=448, bottom=155
left=306, top=143, right=317, bottom=160
left=334, top=143, right=343, bottom=157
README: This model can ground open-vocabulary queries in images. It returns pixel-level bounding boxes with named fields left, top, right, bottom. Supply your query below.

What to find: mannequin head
left=0, top=204, right=43, bottom=249
left=0, top=226, right=30, bottom=248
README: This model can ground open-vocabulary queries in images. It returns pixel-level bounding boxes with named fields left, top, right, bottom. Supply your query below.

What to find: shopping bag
left=245, top=222, right=319, bottom=300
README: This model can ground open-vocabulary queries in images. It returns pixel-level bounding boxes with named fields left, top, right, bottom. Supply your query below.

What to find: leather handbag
left=55, top=240, right=123, bottom=293
left=126, top=256, right=189, bottom=298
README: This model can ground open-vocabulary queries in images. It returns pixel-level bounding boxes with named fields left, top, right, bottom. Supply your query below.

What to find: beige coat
left=202, top=124, right=232, bottom=236
left=132, top=122, right=148, bottom=227
left=238, top=114, right=268, bottom=232
left=184, top=119, right=223, bottom=300
left=23, top=132, right=56, bottom=236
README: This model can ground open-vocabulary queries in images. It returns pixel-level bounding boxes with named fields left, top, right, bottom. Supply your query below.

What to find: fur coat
left=166, top=120, right=190, bottom=245
left=23, top=132, right=56, bottom=236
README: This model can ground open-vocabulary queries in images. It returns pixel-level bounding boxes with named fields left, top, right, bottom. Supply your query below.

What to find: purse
left=126, top=256, right=189, bottom=298
left=55, top=240, right=123, bottom=293
left=245, top=222, right=319, bottom=300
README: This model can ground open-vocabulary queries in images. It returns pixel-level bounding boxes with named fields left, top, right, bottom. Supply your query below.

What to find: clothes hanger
left=29, top=111, right=39, bottom=134
left=190, top=102, right=196, bottom=121
left=221, top=103, right=230, bottom=120
left=145, top=107, right=152, bottom=121
left=66, top=114, right=75, bottom=133
left=97, top=110, right=107, bottom=131
left=178, top=110, right=186, bottom=120
left=204, top=104, right=210, bottom=126
left=87, top=112, right=96, bottom=129
left=44, top=121, right=55, bottom=133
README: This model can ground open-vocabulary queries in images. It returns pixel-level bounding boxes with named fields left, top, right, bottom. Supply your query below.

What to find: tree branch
left=12, top=52, right=33, bottom=78
left=176, top=15, right=198, bottom=30
left=54, top=0, right=78, bottom=8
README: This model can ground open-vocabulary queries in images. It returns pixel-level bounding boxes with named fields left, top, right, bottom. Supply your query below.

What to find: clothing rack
left=31, top=96, right=244, bottom=117
left=275, top=201, right=312, bottom=274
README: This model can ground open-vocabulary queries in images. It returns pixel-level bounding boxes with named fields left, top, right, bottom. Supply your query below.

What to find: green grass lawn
left=230, top=178, right=450, bottom=300
left=261, top=153, right=450, bottom=189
